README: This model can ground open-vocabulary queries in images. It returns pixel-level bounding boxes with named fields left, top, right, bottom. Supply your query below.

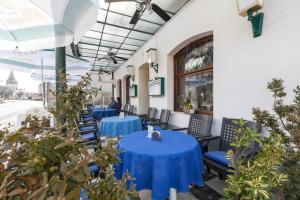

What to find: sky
left=0, top=68, right=40, bottom=93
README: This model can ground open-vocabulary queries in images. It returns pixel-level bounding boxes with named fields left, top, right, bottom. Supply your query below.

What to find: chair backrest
left=148, top=107, right=157, bottom=119
left=219, top=118, right=261, bottom=152
left=86, top=104, right=93, bottom=111
left=187, top=114, right=213, bottom=138
left=125, top=104, right=130, bottom=112
left=159, top=109, right=171, bottom=123
left=129, top=105, right=134, bottom=113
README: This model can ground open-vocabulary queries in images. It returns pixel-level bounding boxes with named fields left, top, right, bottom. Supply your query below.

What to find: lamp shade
left=146, top=48, right=157, bottom=65
left=237, top=0, right=264, bottom=17
left=126, top=65, right=134, bottom=75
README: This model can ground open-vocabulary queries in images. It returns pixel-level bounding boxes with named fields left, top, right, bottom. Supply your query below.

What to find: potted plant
left=183, top=98, right=194, bottom=114
left=225, top=79, right=300, bottom=200
left=252, top=79, right=300, bottom=199
left=224, top=119, right=287, bottom=200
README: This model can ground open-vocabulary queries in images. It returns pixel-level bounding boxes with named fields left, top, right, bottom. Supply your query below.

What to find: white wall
left=90, top=72, right=113, bottom=105
left=137, top=63, right=150, bottom=114
left=113, top=0, right=300, bottom=135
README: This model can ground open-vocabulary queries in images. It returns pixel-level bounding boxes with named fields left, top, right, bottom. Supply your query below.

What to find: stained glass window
left=174, top=36, right=213, bottom=114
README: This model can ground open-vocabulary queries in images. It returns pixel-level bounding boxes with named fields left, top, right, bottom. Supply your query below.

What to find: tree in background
left=0, top=86, right=13, bottom=100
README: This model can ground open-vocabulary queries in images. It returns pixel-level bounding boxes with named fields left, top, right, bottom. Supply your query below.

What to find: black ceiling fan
left=96, top=48, right=127, bottom=64
left=104, top=0, right=171, bottom=25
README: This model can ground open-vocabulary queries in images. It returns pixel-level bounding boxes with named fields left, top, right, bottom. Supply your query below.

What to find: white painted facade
left=90, top=72, right=114, bottom=105
left=110, top=0, right=300, bottom=135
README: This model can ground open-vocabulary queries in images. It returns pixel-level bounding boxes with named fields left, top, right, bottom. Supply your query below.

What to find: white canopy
left=0, top=50, right=90, bottom=84
left=0, top=0, right=99, bottom=51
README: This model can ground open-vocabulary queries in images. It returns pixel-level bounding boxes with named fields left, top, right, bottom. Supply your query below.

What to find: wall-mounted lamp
left=237, top=0, right=264, bottom=38
left=126, top=65, right=135, bottom=82
left=146, top=48, right=159, bottom=73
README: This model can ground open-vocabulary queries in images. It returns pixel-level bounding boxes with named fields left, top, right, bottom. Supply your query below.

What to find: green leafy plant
left=224, top=119, right=287, bottom=200
left=51, top=73, right=99, bottom=138
left=0, top=74, right=137, bottom=200
left=183, top=98, right=193, bottom=111
left=253, top=79, right=300, bottom=199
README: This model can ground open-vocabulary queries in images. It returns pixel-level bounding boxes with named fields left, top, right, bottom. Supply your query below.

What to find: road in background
left=0, top=100, right=43, bottom=130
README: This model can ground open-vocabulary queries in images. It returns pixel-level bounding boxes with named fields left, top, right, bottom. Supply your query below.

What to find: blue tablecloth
left=99, top=116, right=142, bottom=137
left=92, top=108, right=117, bottom=121
left=115, top=130, right=204, bottom=200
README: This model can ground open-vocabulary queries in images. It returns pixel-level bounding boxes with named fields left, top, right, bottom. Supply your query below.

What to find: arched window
left=174, top=35, right=213, bottom=114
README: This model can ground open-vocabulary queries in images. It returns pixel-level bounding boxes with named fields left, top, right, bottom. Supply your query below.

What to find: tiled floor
left=138, top=172, right=224, bottom=200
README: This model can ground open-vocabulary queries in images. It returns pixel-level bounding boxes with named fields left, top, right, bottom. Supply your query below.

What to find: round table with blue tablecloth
left=115, top=130, right=204, bottom=200
left=92, top=108, right=117, bottom=121
left=99, top=116, right=142, bottom=137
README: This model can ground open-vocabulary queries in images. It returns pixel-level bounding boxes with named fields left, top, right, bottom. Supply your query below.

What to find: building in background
left=5, top=71, right=18, bottom=99
left=6, top=71, right=18, bottom=91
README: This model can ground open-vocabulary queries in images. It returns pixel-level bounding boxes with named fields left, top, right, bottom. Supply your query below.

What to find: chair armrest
left=145, top=119, right=160, bottom=124
left=242, top=147, right=261, bottom=158
left=152, top=121, right=168, bottom=126
left=194, top=134, right=212, bottom=140
left=143, top=117, right=156, bottom=121
left=172, top=127, right=188, bottom=131
left=137, top=114, right=148, bottom=117
left=80, top=129, right=97, bottom=135
left=198, top=135, right=220, bottom=142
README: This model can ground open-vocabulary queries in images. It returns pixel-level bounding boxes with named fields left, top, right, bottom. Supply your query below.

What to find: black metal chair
left=77, top=120, right=101, bottom=177
left=141, top=107, right=157, bottom=127
left=202, top=118, right=261, bottom=180
left=126, top=105, right=134, bottom=116
left=78, top=110, right=96, bottom=125
left=121, top=104, right=128, bottom=113
left=174, top=114, right=213, bottom=152
left=146, top=109, right=171, bottom=130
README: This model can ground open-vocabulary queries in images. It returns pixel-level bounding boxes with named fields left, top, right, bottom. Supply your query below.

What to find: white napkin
left=147, top=125, right=154, bottom=138
left=119, top=112, right=125, bottom=118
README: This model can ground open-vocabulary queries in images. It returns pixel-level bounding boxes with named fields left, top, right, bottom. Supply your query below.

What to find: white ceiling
left=66, top=0, right=191, bottom=73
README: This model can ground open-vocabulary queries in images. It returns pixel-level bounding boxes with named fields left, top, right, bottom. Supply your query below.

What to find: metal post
left=55, top=46, right=66, bottom=113
left=41, top=58, right=45, bottom=108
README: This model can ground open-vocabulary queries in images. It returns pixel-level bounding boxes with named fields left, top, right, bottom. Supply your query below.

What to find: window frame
left=174, top=35, right=213, bottom=115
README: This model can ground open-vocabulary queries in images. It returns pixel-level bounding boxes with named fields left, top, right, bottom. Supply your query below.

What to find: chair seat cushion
left=89, top=164, right=100, bottom=174
left=79, top=126, right=95, bottom=131
left=81, top=132, right=96, bottom=141
left=204, top=151, right=229, bottom=166
left=82, top=116, right=94, bottom=121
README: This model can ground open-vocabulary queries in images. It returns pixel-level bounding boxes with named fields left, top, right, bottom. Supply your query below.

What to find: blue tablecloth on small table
left=115, top=130, right=204, bottom=200
left=99, top=116, right=142, bottom=137
left=92, top=108, right=117, bottom=121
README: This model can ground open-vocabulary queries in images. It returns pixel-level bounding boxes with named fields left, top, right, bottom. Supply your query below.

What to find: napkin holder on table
left=151, top=131, right=161, bottom=141
left=119, top=112, right=125, bottom=119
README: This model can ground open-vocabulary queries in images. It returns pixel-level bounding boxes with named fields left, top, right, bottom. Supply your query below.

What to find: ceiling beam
left=97, top=20, right=154, bottom=35
left=79, top=41, right=136, bottom=52
left=83, top=36, right=141, bottom=48
left=78, top=47, right=133, bottom=56
left=89, top=29, right=146, bottom=42
left=99, top=8, right=164, bottom=26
